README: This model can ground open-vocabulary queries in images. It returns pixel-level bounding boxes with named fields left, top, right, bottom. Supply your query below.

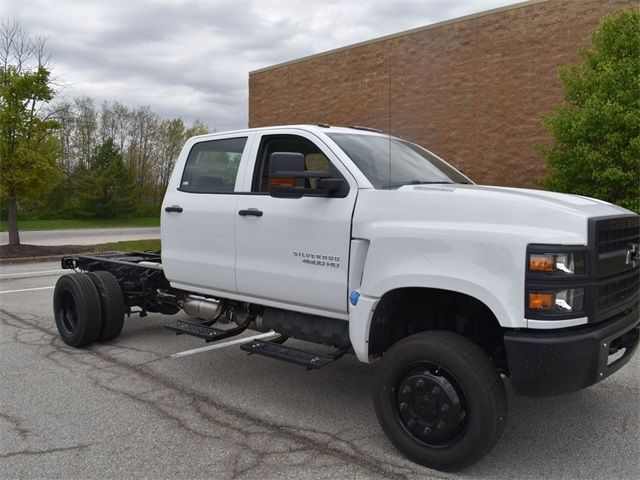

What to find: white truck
left=54, top=125, right=640, bottom=471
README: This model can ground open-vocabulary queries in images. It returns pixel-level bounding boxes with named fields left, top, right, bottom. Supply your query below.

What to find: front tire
left=373, top=331, right=507, bottom=472
left=53, top=274, right=103, bottom=347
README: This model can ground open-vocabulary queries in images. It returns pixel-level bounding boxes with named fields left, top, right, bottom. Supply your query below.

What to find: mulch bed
left=0, top=244, right=95, bottom=259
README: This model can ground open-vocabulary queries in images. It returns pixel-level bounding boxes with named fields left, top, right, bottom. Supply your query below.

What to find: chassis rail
left=61, top=251, right=180, bottom=315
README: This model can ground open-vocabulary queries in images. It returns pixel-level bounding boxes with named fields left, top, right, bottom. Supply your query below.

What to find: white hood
left=354, top=184, right=635, bottom=246
left=460, top=185, right=629, bottom=212
left=400, top=183, right=632, bottom=218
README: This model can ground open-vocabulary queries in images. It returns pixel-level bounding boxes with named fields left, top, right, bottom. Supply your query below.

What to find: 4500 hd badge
left=293, top=251, right=340, bottom=268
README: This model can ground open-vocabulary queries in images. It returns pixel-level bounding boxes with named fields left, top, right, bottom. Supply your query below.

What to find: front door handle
left=238, top=209, right=263, bottom=217
left=165, top=205, right=183, bottom=213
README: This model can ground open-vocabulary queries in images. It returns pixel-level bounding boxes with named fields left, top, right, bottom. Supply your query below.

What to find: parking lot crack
left=0, top=442, right=93, bottom=459
left=0, top=411, right=30, bottom=440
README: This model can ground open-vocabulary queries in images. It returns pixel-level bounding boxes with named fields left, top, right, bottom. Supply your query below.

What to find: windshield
left=326, top=133, right=471, bottom=189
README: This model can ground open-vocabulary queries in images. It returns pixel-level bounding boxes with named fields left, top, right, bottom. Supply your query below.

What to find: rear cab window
left=180, top=137, right=248, bottom=193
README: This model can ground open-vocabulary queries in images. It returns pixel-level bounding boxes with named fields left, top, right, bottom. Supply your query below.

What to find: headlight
left=528, top=252, right=585, bottom=275
left=528, top=288, right=585, bottom=313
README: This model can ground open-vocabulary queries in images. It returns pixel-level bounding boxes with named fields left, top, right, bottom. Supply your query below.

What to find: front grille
left=591, top=215, right=640, bottom=278
left=597, top=270, right=640, bottom=313
left=591, top=215, right=640, bottom=322
left=598, top=224, right=640, bottom=254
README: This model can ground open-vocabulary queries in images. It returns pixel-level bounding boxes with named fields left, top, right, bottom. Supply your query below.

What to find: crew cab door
left=161, top=134, right=253, bottom=294
left=235, top=130, right=357, bottom=316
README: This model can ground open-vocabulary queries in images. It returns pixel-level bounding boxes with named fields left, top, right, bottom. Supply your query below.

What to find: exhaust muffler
left=182, top=295, right=221, bottom=321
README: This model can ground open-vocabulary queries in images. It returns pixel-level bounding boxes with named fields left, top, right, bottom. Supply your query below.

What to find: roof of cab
left=188, top=124, right=388, bottom=141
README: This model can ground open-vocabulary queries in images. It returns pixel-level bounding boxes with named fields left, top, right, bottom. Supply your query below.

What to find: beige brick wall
left=248, top=0, right=636, bottom=187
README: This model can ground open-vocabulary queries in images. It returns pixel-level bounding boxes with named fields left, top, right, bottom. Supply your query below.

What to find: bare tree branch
left=0, top=20, right=48, bottom=75
left=32, top=34, right=50, bottom=68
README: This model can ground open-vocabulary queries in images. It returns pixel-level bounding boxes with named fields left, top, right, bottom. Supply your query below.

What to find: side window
left=180, top=137, right=247, bottom=193
left=252, top=135, right=336, bottom=193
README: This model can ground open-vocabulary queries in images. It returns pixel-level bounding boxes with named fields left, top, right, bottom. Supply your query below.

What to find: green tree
left=0, top=22, right=60, bottom=244
left=76, top=139, right=136, bottom=218
left=152, top=117, right=209, bottom=207
left=540, top=9, right=640, bottom=211
left=185, top=119, right=209, bottom=138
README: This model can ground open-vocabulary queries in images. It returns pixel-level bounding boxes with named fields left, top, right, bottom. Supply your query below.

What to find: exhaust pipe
left=182, top=295, right=221, bottom=321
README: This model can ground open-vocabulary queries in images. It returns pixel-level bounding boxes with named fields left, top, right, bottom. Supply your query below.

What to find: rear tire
left=373, top=331, right=507, bottom=472
left=53, top=274, right=102, bottom=347
left=87, top=271, right=125, bottom=342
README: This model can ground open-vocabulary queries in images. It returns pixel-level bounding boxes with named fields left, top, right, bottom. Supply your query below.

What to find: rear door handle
left=238, top=209, right=263, bottom=217
left=165, top=205, right=183, bottom=213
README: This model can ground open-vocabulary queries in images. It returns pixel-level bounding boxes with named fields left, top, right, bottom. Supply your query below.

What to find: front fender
left=357, top=230, right=531, bottom=328
left=366, top=273, right=512, bottom=327
left=348, top=272, right=511, bottom=364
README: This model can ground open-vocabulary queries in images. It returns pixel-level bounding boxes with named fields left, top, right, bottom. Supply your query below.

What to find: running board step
left=165, top=319, right=247, bottom=343
left=240, top=339, right=345, bottom=369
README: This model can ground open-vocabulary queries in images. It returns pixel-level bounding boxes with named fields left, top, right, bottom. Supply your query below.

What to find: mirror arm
left=316, top=178, right=344, bottom=192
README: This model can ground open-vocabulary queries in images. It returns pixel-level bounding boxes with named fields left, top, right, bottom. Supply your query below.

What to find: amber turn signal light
left=528, top=292, right=554, bottom=310
left=269, top=176, right=295, bottom=188
left=529, top=254, right=555, bottom=272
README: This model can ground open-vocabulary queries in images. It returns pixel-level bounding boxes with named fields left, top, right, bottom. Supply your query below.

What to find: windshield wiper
left=388, top=180, right=453, bottom=187
left=382, top=180, right=457, bottom=189
left=408, top=180, right=455, bottom=185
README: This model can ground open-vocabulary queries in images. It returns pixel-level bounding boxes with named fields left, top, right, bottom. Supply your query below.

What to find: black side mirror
left=268, top=152, right=344, bottom=198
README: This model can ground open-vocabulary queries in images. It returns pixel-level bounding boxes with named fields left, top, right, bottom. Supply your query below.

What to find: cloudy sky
left=3, top=0, right=519, bottom=131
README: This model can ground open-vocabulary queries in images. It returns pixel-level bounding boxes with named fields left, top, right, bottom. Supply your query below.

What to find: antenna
left=387, top=41, right=391, bottom=189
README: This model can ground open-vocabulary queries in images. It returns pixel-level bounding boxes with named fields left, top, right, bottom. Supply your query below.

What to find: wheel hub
left=396, top=365, right=466, bottom=445
left=59, top=292, right=78, bottom=335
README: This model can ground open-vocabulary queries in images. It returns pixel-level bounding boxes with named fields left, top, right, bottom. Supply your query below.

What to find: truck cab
left=56, top=124, right=640, bottom=472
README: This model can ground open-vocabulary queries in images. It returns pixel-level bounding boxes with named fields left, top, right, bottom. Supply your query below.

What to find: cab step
left=240, top=339, right=347, bottom=369
left=165, top=319, right=247, bottom=342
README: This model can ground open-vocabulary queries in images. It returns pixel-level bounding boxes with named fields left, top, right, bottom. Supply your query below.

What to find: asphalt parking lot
left=1, top=261, right=638, bottom=479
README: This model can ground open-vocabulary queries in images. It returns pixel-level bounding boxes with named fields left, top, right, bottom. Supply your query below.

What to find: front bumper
left=504, top=303, right=640, bottom=396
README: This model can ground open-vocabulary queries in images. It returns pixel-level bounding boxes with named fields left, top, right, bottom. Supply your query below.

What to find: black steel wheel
left=53, top=274, right=102, bottom=347
left=373, top=331, right=507, bottom=472
left=395, top=363, right=468, bottom=447
left=87, top=271, right=125, bottom=342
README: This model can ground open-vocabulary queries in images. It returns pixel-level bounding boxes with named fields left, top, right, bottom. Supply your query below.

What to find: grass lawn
left=0, top=216, right=160, bottom=232
left=94, top=239, right=161, bottom=252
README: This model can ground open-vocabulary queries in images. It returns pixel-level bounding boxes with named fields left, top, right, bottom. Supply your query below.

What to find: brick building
left=248, top=0, right=635, bottom=187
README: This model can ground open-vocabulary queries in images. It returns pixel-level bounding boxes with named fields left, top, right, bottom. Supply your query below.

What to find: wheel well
left=368, top=287, right=507, bottom=371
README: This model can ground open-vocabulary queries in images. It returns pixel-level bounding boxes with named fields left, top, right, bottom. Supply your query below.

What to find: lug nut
left=431, top=386, right=441, bottom=395
left=423, top=426, right=432, bottom=435
left=402, top=386, right=412, bottom=395
left=416, top=379, right=425, bottom=389
left=440, top=403, right=450, bottom=412
left=399, top=402, right=408, bottom=411
left=436, top=420, right=446, bottom=430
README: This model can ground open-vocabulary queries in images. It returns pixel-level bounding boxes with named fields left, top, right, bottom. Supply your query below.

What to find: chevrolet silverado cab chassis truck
left=54, top=125, right=640, bottom=471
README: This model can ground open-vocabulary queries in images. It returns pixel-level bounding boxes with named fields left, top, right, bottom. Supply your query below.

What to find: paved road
left=0, top=262, right=638, bottom=479
left=0, top=227, right=160, bottom=246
